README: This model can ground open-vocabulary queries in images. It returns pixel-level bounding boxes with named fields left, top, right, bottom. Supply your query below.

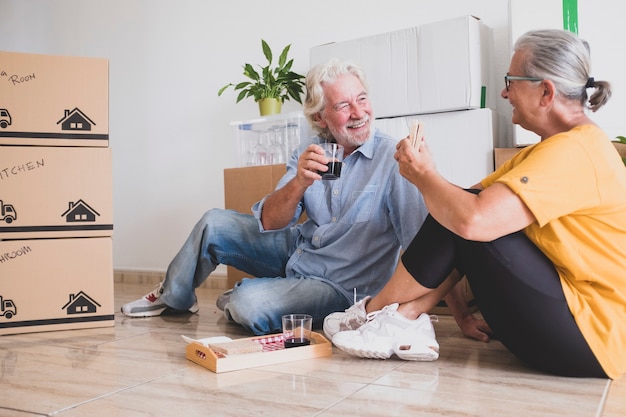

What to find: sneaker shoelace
left=360, top=304, right=396, bottom=330
left=338, top=289, right=368, bottom=330
left=339, top=302, right=366, bottom=329
left=144, top=282, right=164, bottom=303
left=366, top=306, right=439, bottom=327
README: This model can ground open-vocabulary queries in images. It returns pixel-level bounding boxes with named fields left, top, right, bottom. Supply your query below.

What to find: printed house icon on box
left=62, top=199, right=100, bottom=223
left=61, top=291, right=101, bottom=315
left=56, top=108, right=95, bottom=131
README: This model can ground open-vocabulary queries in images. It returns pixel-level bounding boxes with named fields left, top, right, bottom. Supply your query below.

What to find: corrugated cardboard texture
left=494, top=147, right=525, bottom=169
left=0, top=237, right=114, bottom=335
left=0, top=146, right=113, bottom=239
left=0, top=50, right=108, bottom=146
left=224, top=164, right=287, bottom=215
left=224, top=164, right=288, bottom=288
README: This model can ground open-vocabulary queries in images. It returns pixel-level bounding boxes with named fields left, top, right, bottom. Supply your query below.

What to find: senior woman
left=329, top=29, right=626, bottom=379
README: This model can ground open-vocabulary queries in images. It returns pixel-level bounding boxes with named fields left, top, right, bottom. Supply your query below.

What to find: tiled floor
left=1, top=282, right=624, bottom=416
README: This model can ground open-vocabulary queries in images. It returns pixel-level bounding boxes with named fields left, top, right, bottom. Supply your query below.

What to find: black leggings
left=401, top=213, right=607, bottom=378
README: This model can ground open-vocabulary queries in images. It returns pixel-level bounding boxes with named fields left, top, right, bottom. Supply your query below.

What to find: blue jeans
left=160, top=209, right=351, bottom=335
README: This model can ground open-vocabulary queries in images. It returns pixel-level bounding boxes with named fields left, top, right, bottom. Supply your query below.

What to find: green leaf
left=242, top=64, right=260, bottom=81
left=278, top=44, right=290, bottom=68
left=217, top=84, right=233, bottom=96
left=235, top=89, right=248, bottom=103
left=218, top=39, right=305, bottom=104
left=261, top=39, right=272, bottom=65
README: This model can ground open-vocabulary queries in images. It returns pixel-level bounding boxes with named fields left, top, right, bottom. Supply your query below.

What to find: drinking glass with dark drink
left=318, top=142, right=344, bottom=180
left=282, top=314, right=312, bottom=348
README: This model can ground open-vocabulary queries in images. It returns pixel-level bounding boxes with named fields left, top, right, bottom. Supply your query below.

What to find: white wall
left=2, top=0, right=620, bottom=273
left=509, top=0, right=626, bottom=145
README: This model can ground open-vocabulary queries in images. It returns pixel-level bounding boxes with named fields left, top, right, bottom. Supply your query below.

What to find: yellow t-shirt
left=481, top=125, right=626, bottom=379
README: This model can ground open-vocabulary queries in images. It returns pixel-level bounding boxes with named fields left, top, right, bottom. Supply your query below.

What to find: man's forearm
left=260, top=178, right=307, bottom=230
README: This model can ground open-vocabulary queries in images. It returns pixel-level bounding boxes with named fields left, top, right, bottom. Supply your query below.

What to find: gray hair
left=303, top=59, right=369, bottom=139
left=514, top=29, right=611, bottom=112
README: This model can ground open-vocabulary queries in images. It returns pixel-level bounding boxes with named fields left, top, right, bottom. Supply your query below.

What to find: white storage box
left=310, top=15, right=495, bottom=118
left=231, top=112, right=312, bottom=167
left=374, top=109, right=498, bottom=187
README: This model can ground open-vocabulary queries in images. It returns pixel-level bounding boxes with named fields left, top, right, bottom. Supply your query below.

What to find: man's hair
left=515, top=29, right=610, bottom=112
left=303, top=59, right=369, bottom=138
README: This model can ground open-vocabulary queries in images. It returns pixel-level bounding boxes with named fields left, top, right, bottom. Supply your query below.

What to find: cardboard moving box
left=0, top=50, right=109, bottom=147
left=0, top=237, right=114, bottom=335
left=223, top=164, right=289, bottom=288
left=0, top=146, right=113, bottom=239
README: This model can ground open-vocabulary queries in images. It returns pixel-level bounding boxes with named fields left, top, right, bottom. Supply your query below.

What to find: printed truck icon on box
left=0, top=109, right=11, bottom=129
left=0, top=200, right=17, bottom=224
left=0, top=296, right=17, bottom=319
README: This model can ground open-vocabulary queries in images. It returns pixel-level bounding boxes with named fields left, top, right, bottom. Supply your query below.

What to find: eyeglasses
left=504, top=75, right=543, bottom=91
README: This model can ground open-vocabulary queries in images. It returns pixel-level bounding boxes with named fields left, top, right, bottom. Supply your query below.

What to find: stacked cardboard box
left=223, top=164, right=289, bottom=289
left=0, top=51, right=113, bottom=335
left=310, top=15, right=495, bottom=118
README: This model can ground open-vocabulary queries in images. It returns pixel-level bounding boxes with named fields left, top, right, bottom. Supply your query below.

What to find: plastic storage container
left=230, top=112, right=312, bottom=167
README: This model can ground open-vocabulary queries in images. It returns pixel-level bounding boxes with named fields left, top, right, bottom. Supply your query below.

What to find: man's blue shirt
left=253, top=128, right=427, bottom=301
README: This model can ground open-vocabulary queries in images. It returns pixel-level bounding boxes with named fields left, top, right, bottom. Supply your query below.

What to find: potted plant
left=218, top=39, right=306, bottom=116
left=614, top=136, right=626, bottom=166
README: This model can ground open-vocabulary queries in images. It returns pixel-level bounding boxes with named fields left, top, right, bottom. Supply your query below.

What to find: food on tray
left=208, top=339, right=263, bottom=356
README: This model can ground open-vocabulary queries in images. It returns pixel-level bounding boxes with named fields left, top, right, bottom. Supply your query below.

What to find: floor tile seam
left=52, top=329, right=157, bottom=350
left=19, top=332, right=151, bottom=350
left=594, top=379, right=611, bottom=417
left=47, top=372, right=180, bottom=416
left=0, top=404, right=46, bottom=416
left=310, top=383, right=372, bottom=417
left=365, top=360, right=408, bottom=384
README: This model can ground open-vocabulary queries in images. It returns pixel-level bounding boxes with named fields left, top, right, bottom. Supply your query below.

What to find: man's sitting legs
left=122, top=208, right=293, bottom=317
left=224, top=276, right=350, bottom=335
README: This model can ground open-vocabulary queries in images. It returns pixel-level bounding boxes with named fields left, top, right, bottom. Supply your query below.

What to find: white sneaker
left=121, top=282, right=199, bottom=317
left=332, top=303, right=439, bottom=361
left=323, top=295, right=371, bottom=340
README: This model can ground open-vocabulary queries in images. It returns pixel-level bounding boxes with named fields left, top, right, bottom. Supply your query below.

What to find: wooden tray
left=185, top=331, right=333, bottom=373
